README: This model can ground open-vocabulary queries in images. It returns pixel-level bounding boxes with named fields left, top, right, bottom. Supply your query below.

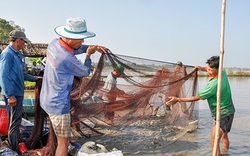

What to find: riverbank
left=197, top=68, right=250, bottom=77
left=23, top=68, right=250, bottom=90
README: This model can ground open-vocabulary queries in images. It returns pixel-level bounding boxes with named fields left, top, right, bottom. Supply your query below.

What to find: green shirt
left=198, top=69, right=235, bottom=118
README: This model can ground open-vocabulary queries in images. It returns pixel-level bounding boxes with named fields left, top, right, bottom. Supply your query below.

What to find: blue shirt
left=0, top=45, right=37, bottom=98
left=40, top=38, right=91, bottom=115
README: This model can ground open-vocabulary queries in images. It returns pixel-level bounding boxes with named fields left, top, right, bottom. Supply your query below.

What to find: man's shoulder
left=49, top=38, right=58, bottom=44
left=208, top=78, right=218, bottom=87
left=105, top=74, right=116, bottom=83
left=2, top=45, right=12, bottom=52
left=47, top=39, right=69, bottom=59
left=47, top=39, right=59, bottom=50
left=0, top=46, right=14, bottom=57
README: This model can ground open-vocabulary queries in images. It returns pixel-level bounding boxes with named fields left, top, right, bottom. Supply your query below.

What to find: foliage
left=0, top=18, right=25, bottom=41
left=0, top=18, right=14, bottom=41
left=29, top=57, right=43, bottom=66
left=24, top=81, right=36, bottom=89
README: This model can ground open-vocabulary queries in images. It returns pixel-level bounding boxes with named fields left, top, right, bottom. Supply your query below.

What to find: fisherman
left=166, top=56, right=235, bottom=156
left=102, top=64, right=125, bottom=122
left=0, top=30, right=41, bottom=153
left=40, top=17, right=108, bottom=156
left=169, top=61, right=189, bottom=116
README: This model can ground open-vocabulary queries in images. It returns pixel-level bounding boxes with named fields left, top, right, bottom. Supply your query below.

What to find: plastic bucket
left=0, top=108, right=9, bottom=135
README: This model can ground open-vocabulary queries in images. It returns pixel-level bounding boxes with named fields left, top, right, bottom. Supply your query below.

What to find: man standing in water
left=166, top=56, right=235, bottom=156
left=102, top=64, right=125, bottom=122
left=171, top=61, right=189, bottom=115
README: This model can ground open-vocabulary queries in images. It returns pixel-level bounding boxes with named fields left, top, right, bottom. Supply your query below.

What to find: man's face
left=174, top=66, right=181, bottom=72
left=16, top=38, right=26, bottom=50
left=113, top=70, right=122, bottom=77
left=206, top=64, right=218, bottom=78
left=67, top=39, right=84, bottom=49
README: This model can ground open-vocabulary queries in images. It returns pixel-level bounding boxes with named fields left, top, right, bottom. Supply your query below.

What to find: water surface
left=2, top=77, right=249, bottom=155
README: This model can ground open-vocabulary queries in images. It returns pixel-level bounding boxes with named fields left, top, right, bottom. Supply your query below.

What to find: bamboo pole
left=213, top=0, right=227, bottom=155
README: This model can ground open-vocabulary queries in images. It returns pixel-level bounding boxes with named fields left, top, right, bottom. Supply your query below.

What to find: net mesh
left=24, top=51, right=199, bottom=155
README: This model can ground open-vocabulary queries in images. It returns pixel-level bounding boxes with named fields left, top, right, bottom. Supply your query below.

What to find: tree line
left=0, top=18, right=24, bottom=41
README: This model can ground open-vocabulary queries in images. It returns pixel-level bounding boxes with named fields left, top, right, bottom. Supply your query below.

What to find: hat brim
left=54, top=26, right=96, bottom=39
left=175, top=65, right=182, bottom=67
left=118, top=70, right=124, bottom=75
left=22, top=38, right=31, bottom=43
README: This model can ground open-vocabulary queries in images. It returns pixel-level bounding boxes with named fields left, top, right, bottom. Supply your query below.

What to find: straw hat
left=54, top=17, right=96, bottom=39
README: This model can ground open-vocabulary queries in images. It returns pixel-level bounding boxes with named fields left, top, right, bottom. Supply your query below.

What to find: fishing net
left=24, top=51, right=199, bottom=155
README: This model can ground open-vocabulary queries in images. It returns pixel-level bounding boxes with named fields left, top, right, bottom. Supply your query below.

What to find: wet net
left=25, top=51, right=199, bottom=155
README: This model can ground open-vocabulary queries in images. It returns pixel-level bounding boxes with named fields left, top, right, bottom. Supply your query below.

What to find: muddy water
left=1, top=77, right=250, bottom=155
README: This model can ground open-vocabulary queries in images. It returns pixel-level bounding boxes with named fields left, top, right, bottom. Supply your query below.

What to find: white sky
left=1, top=0, right=249, bottom=68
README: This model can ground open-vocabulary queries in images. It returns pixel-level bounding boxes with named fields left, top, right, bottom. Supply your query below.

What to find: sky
left=1, top=0, right=250, bottom=68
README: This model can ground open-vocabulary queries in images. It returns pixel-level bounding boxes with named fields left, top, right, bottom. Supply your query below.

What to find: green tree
left=0, top=18, right=14, bottom=41
left=29, top=57, right=43, bottom=66
left=0, top=18, right=24, bottom=41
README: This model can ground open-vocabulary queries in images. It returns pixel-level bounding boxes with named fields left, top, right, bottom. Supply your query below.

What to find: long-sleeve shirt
left=102, top=72, right=120, bottom=103
left=0, top=45, right=37, bottom=98
left=40, top=38, right=91, bottom=115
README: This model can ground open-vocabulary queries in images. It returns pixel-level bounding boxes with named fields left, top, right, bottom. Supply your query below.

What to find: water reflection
left=229, top=76, right=250, bottom=83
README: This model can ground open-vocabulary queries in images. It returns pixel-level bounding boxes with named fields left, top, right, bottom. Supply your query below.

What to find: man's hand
left=195, top=65, right=207, bottom=72
left=8, top=96, right=17, bottom=106
left=95, top=45, right=108, bottom=54
left=36, top=76, right=43, bottom=80
left=166, top=96, right=178, bottom=106
left=86, top=45, right=108, bottom=58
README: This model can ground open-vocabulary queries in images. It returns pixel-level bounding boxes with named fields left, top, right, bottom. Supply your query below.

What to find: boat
left=0, top=98, right=35, bottom=116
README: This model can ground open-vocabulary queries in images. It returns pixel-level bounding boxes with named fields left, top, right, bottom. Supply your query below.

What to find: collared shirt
left=40, top=38, right=91, bottom=115
left=198, top=69, right=235, bottom=118
left=102, top=72, right=118, bottom=103
left=0, top=45, right=37, bottom=98
left=32, top=64, right=39, bottom=69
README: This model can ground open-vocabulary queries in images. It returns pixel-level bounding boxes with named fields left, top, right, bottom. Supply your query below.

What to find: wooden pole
left=213, top=0, right=227, bottom=155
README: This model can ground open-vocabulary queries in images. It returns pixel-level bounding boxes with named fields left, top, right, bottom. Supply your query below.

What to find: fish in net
left=23, top=51, right=199, bottom=155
